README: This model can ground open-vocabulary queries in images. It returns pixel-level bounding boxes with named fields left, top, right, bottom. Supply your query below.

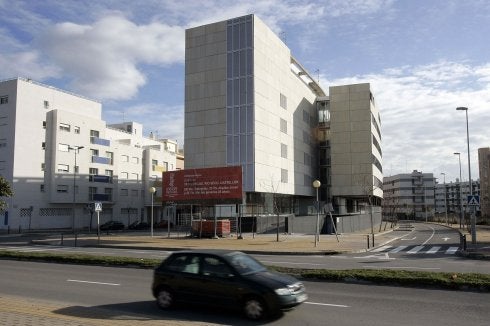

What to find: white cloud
left=323, top=61, right=490, bottom=182
left=37, top=15, right=185, bottom=100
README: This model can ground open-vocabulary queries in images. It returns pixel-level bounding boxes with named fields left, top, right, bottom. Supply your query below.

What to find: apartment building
left=479, top=147, right=490, bottom=219
left=383, top=170, right=435, bottom=220
left=184, top=14, right=383, bottom=230
left=0, top=78, right=177, bottom=230
left=434, top=179, right=481, bottom=223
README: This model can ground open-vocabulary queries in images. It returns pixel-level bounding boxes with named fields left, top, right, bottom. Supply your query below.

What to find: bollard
left=462, top=234, right=467, bottom=251
left=367, top=234, right=370, bottom=248
left=61, top=234, right=64, bottom=246
left=371, top=234, right=375, bottom=248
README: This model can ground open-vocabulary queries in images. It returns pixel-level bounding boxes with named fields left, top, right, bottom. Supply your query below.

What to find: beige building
left=184, top=14, right=382, bottom=230
left=479, top=147, right=490, bottom=219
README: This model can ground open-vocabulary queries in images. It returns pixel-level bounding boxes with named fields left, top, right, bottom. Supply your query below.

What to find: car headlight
left=274, top=288, right=292, bottom=296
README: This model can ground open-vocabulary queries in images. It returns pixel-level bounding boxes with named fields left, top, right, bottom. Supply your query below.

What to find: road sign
left=467, top=195, right=480, bottom=206
left=94, top=202, right=103, bottom=211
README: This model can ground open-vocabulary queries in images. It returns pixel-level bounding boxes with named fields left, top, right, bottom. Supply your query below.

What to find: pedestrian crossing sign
left=94, top=202, right=103, bottom=211
left=467, top=195, right=480, bottom=206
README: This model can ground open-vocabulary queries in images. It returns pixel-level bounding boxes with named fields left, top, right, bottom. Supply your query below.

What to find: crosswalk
left=370, top=245, right=460, bottom=255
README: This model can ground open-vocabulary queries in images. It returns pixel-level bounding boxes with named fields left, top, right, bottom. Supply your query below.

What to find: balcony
left=152, top=164, right=167, bottom=172
left=90, top=193, right=111, bottom=201
left=92, top=155, right=112, bottom=164
left=89, top=175, right=112, bottom=183
left=90, top=137, right=110, bottom=146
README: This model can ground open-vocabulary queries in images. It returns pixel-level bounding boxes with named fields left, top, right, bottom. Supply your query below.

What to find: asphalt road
left=2, top=222, right=489, bottom=274
left=1, top=260, right=489, bottom=326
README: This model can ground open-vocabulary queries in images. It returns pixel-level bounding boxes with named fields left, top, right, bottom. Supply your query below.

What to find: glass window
left=89, top=168, right=98, bottom=175
left=121, top=189, right=128, bottom=196
left=58, top=143, right=69, bottom=152
left=56, top=185, right=68, bottom=193
left=74, top=126, right=80, bottom=134
left=57, top=164, right=69, bottom=172
left=280, top=118, right=287, bottom=133
left=281, top=143, right=287, bottom=158
left=59, top=123, right=70, bottom=132
left=281, top=169, right=288, bottom=183
left=0, top=96, right=8, bottom=104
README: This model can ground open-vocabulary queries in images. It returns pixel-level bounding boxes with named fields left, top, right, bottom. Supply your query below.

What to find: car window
left=228, top=253, right=266, bottom=275
left=165, top=255, right=200, bottom=274
left=202, top=256, right=234, bottom=278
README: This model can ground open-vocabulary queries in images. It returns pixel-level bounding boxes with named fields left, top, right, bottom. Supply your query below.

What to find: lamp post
left=68, top=145, right=84, bottom=233
left=454, top=152, right=464, bottom=228
left=149, top=187, right=156, bottom=237
left=312, top=180, right=321, bottom=247
left=441, top=173, right=448, bottom=225
left=456, top=107, right=476, bottom=244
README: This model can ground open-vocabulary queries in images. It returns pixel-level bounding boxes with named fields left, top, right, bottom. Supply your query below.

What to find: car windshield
left=227, top=252, right=266, bottom=275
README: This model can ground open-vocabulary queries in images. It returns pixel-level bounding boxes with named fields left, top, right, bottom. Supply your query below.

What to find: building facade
left=184, top=14, right=383, bottom=230
left=479, top=147, right=490, bottom=219
left=383, top=170, right=435, bottom=220
left=0, top=78, right=178, bottom=230
left=434, top=179, right=481, bottom=224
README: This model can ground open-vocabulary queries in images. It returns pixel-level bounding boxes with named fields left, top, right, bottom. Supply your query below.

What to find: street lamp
left=441, top=173, right=448, bottom=225
left=456, top=106, right=476, bottom=243
left=454, top=152, right=464, bottom=228
left=68, top=145, right=84, bottom=233
left=149, top=187, right=156, bottom=237
left=312, top=180, right=321, bottom=247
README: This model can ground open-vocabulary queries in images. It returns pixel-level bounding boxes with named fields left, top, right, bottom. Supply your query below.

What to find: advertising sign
left=162, top=166, right=242, bottom=202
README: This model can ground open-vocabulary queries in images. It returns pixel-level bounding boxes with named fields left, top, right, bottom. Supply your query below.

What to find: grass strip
left=1, top=250, right=489, bottom=291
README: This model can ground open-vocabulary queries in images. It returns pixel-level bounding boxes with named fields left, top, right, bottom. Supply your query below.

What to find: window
left=0, top=96, right=8, bottom=104
left=90, top=130, right=99, bottom=138
left=42, top=142, right=46, bottom=150
left=131, top=173, right=138, bottom=180
left=131, top=189, right=138, bottom=197
left=41, top=163, right=45, bottom=171
left=58, top=143, right=69, bottom=152
left=89, top=168, right=98, bottom=175
left=44, top=100, right=49, bottom=109
left=280, top=93, right=287, bottom=109
left=120, top=189, right=128, bottom=196
left=59, top=123, right=70, bottom=132
left=106, top=151, right=114, bottom=164
left=281, top=143, right=287, bottom=158
left=91, top=149, right=99, bottom=156
left=40, top=184, right=45, bottom=192
left=42, top=121, right=46, bottom=129
left=120, top=172, right=128, bottom=179
left=104, top=188, right=112, bottom=201
left=121, top=155, right=129, bottom=162
left=280, top=118, right=287, bottom=133
left=281, top=169, right=288, bottom=183
left=74, top=126, right=80, bottom=134
left=132, top=156, right=139, bottom=164
left=105, top=169, right=113, bottom=177
left=89, top=187, right=97, bottom=200
left=57, top=164, right=69, bottom=172
left=56, top=185, right=68, bottom=193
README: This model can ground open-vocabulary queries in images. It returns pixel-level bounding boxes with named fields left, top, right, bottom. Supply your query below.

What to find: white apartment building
left=0, top=78, right=177, bottom=231
left=434, top=179, right=481, bottom=223
left=184, top=14, right=383, bottom=231
left=383, top=170, right=435, bottom=220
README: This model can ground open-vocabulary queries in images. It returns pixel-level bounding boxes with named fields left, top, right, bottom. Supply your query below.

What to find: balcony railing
left=152, top=164, right=167, bottom=172
left=92, top=156, right=112, bottom=164
left=90, top=193, right=111, bottom=201
left=89, top=175, right=112, bottom=183
left=90, top=137, right=110, bottom=146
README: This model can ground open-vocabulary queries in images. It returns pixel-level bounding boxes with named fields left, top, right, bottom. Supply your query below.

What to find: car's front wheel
left=156, top=287, right=174, bottom=309
left=243, top=296, right=267, bottom=320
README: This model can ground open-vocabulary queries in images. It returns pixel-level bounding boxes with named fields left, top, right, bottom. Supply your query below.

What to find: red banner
left=162, top=166, right=242, bottom=201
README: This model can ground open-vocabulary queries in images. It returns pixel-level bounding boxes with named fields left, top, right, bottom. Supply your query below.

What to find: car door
left=198, top=255, right=242, bottom=307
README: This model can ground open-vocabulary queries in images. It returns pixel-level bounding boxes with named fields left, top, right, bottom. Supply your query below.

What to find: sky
left=1, top=0, right=489, bottom=184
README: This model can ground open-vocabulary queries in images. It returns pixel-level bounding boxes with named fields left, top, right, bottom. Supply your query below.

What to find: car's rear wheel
left=243, top=296, right=267, bottom=320
left=156, top=287, right=174, bottom=309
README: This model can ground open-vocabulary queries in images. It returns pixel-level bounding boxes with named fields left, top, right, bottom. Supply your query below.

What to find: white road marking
left=422, top=225, right=436, bottom=245
left=442, top=237, right=450, bottom=241
left=407, top=246, right=424, bottom=254
left=401, top=237, right=416, bottom=241
left=389, top=246, right=408, bottom=253
left=362, top=266, right=441, bottom=270
left=445, top=247, right=459, bottom=254
left=305, top=301, right=349, bottom=308
left=426, top=246, right=441, bottom=254
left=67, top=279, right=120, bottom=286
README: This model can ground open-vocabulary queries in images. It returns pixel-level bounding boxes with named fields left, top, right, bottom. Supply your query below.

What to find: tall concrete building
left=479, top=147, right=490, bottom=219
left=0, top=78, right=178, bottom=230
left=184, top=14, right=382, bottom=230
left=383, top=170, right=435, bottom=220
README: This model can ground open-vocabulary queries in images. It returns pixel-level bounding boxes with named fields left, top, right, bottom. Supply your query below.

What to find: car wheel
left=156, top=287, right=174, bottom=309
left=243, top=296, right=267, bottom=320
